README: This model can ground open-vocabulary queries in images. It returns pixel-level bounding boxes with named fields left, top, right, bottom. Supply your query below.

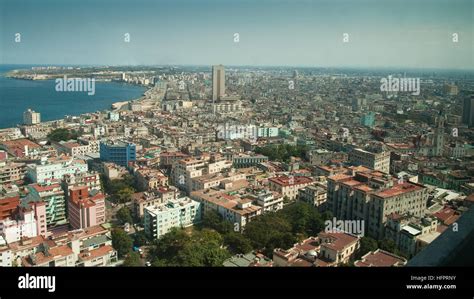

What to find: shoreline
left=0, top=72, right=150, bottom=131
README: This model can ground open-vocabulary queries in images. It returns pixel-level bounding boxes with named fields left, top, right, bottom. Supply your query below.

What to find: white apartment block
left=144, top=197, right=202, bottom=239
left=0, top=211, right=38, bottom=244
left=26, top=157, right=88, bottom=183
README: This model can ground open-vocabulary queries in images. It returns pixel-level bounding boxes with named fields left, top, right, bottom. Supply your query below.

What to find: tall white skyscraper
left=212, top=65, right=225, bottom=102
left=23, top=109, right=41, bottom=125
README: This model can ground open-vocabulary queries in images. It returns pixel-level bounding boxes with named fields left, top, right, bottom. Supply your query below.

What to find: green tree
left=117, top=206, right=133, bottom=225
left=116, top=187, right=134, bottom=204
left=123, top=252, right=142, bottom=267
left=133, top=231, right=148, bottom=247
left=201, top=210, right=233, bottom=234
left=47, top=128, right=79, bottom=142
left=112, top=228, right=133, bottom=258
left=148, top=228, right=230, bottom=266
left=378, top=239, right=398, bottom=253
left=356, top=237, right=379, bottom=259
left=224, top=232, right=253, bottom=254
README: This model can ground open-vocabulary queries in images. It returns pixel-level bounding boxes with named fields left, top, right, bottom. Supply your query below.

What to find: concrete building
left=23, top=109, right=41, bottom=125
left=133, top=188, right=177, bottom=218
left=191, top=188, right=262, bottom=231
left=231, top=153, right=268, bottom=168
left=298, top=185, right=327, bottom=211
left=68, top=187, right=106, bottom=230
left=0, top=162, right=27, bottom=184
left=385, top=214, right=439, bottom=258
left=144, top=197, right=202, bottom=239
left=349, top=147, right=390, bottom=174
left=327, top=169, right=429, bottom=239
left=462, top=95, right=474, bottom=128
left=252, top=189, right=283, bottom=213
left=268, top=175, right=314, bottom=201
left=354, top=249, right=407, bottom=267
left=26, top=156, right=88, bottom=184
left=26, top=182, right=67, bottom=227
left=212, top=65, right=225, bottom=101
left=0, top=195, right=20, bottom=221
left=0, top=201, right=47, bottom=244
left=99, top=140, right=136, bottom=167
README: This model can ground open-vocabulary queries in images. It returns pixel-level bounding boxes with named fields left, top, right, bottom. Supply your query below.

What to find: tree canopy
left=112, top=228, right=133, bottom=258
left=47, top=128, right=80, bottom=142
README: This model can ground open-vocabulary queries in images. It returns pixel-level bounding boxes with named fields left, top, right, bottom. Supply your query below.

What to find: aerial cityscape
left=0, top=0, right=473, bottom=280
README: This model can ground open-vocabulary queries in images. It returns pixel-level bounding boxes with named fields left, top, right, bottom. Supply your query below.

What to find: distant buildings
left=144, top=197, right=202, bottom=239
left=360, top=111, right=375, bottom=127
left=23, top=109, right=41, bottom=125
left=231, top=153, right=268, bottom=169
left=99, top=140, right=136, bottom=167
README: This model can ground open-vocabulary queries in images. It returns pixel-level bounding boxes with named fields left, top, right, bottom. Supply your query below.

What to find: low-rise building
left=190, top=188, right=262, bottom=231
left=354, top=249, right=407, bottom=267
left=268, top=175, right=314, bottom=201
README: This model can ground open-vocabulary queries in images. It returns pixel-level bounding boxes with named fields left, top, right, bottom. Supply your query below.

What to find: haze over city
left=1, top=0, right=473, bottom=69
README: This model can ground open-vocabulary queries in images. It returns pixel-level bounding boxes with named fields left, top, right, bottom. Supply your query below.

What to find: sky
left=0, top=0, right=473, bottom=69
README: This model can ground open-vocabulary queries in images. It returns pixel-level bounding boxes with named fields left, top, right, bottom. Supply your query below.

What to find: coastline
left=0, top=67, right=150, bottom=130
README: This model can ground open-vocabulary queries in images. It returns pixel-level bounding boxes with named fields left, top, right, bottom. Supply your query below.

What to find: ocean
left=0, top=65, right=146, bottom=129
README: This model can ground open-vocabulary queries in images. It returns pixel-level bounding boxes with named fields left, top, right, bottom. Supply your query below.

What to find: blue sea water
left=0, top=65, right=146, bottom=129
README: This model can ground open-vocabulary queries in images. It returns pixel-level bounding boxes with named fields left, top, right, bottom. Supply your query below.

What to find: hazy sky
left=1, top=0, right=473, bottom=69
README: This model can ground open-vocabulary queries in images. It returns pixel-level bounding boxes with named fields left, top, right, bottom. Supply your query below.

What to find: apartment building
left=0, top=201, right=47, bottom=244
left=385, top=214, right=439, bottom=258
left=62, top=172, right=102, bottom=197
left=135, top=167, right=168, bottom=191
left=190, top=189, right=262, bottom=231
left=231, top=153, right=268, bottom=168
left=190, top=170, right=246, bottom=192
left=273, top=232, right=360, bottom=267
left=52, top=141, right=91, bottom=157
left=68, top=187, right=106, bottom=230
left=144, top=197, right=202, bottom=239
left=26, top=156, right=88, bottom=184
left=26, top=182, right=67, bottom=227
left=268, top=175, right=314, bottom=201
left=327, top=169, right=429, bottom=239
left=0, top=162, right=27, bottom=184
left=251, top=189, right=283, bottom=213
left=132, top=188, right=177, bottom=218
left=349, top=147, right=390, bottom=174
left=298, top=185, right=327, bottom=211
left=172, top=154, right=232, bottom=193
left=318, top=232, right=360, bottom=265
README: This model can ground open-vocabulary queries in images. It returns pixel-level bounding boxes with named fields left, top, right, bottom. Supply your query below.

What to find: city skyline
left=1, top=0, right=473, bottom=69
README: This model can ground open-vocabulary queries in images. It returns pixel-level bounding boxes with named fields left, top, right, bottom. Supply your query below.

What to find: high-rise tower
left=212, top=65, right=225, bottom=102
